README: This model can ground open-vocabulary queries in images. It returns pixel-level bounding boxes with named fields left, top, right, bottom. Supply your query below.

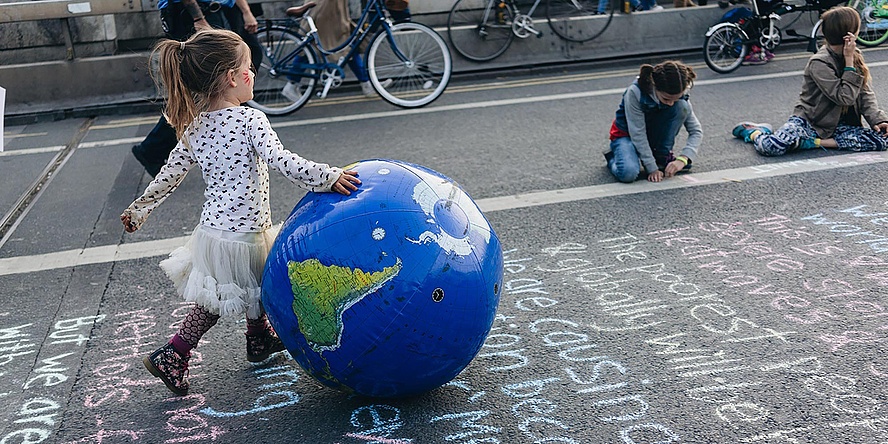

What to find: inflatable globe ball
left=261, top=159, right=503, bottom=398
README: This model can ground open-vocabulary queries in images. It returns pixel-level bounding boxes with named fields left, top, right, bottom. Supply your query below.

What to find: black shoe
left=389, top=9, right=411, bottom=23
left=603, top=150, right=614, bottom=163
left=131, top=144, right=163, bottom=178
left=246, top=327, right=286, bottom=362
left=144, top=343, right=190, bottom=395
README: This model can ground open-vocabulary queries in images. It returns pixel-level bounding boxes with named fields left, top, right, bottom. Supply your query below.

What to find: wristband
left=844, top=66, right=857, bottom=72
left=193, top=15, right=205, bottom=22
left=676, top=156, right=689, bottom=166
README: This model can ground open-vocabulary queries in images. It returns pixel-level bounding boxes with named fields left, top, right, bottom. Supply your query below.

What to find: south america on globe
left=261, top=159, right=503, bottom=398
left=287, top=258, right=402, bottom=351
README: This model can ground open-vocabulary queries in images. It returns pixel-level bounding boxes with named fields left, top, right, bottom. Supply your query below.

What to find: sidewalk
left=2, top=5, right=731, bottom=124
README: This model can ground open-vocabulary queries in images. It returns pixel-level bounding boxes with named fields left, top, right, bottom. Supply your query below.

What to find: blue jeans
left=607, top=100, right=689, bottom=182
left=599, top=0, right=650, bottom=12
left=288, top=54, right=368, bottom=83
left=598, top=0, right=609, bottom=12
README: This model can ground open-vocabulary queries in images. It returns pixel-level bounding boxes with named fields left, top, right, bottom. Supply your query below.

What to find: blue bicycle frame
left=266, top=0, right=410, bottom=99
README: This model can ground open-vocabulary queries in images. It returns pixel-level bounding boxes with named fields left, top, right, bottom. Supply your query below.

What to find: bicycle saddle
left=286, top=2, right=316, bottom=17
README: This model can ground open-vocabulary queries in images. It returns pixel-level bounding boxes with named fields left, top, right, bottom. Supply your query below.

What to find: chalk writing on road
left=8, top=201, right=888, bottom=442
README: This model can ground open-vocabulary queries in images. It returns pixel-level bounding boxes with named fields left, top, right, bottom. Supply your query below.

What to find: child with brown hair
left=121, top=29, right=361, bottom=395
left=733, top=6, right=888, bottom=155
left=605, top=60, right=703, bottom=182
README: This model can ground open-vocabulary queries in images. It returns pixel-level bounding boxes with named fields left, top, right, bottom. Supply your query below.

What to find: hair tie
left=179, top=41, right=185, bottom=51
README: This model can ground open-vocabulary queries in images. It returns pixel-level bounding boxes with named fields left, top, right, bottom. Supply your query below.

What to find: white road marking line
left=2, top=151, right=886, bottom=276
left=7, top=60, right=888, bottom=156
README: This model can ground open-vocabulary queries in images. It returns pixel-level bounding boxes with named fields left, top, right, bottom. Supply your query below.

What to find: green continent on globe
left=287, top=258, right=401, bottom=351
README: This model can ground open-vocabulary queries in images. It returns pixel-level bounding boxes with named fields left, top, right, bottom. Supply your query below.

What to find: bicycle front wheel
left=704, top=24, right=748, bottom=74
left=547, top=0, right=612, bottom=43
left=448, top=0, right=515, bottom=62
left=367, top=22, right=452, bottom=108
left=247, top=27, right=318, bottom=116
left=848, top=0, right=888, bottom=47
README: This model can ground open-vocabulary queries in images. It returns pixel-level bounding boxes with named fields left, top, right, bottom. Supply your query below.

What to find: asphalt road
left=3, top=45, right=888, bottom=443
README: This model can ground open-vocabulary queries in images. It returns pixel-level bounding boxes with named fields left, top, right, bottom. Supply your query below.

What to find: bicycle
left=703, top=0, right=843, bottom=73
left=247, top=0, right=452, bottom=116
left=446, top=0, right=615, bottom=62
left=848, top=0, right=888, bottom=46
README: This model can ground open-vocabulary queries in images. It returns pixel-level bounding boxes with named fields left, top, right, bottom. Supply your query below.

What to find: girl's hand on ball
left=333, top=171, right=361, bottom=195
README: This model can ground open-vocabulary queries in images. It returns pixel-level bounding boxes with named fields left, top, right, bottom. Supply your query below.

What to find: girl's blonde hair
left=821, top=6, right=870, bottom=85
left=152, top=29, right=248, bottom=137
left=638, top=60, right=696, bottom=96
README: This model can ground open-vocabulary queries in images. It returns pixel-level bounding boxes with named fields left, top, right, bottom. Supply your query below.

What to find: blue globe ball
left=261, top=159, right=503, bottom=398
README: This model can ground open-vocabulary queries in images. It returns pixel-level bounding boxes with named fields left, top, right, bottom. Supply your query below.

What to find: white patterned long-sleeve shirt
left=123, top=107, right=342, bottom=232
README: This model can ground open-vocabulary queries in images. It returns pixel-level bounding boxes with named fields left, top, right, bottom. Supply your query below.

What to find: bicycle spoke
left=247, top=27, right=317, bottom=115
left=848, top=0, right=888, bottom=46
left=704, top=26, right=745, bottom=74
left=546, top=0, right=612, bottom=42
left=368, top=23, right=452, bottom=108
left=448, top=0, right=515, bottom=61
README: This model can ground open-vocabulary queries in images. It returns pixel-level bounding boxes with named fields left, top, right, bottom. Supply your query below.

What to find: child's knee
left=612, top=164, right=641, bottom=183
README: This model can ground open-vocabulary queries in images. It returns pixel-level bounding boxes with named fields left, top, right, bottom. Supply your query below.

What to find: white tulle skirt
left=160, top=224, right=280, bottom=319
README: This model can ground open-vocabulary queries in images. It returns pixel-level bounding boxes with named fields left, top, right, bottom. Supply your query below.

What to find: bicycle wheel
left=808, top=18, right=823, bottom=53
left=704, top=24, right=748, bottom=74
left=547, top=0, right=612, bottom=43
left=448, top=0, right=515, bottom=62
left=848, top=0, right=888, bottom=47
left=367, top=22, right=452, bottom=108
left=247, top=27, right=318, bottom=116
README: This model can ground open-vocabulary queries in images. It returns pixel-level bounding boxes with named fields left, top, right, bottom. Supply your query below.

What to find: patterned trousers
left=755, top=115, right=888, bottom=156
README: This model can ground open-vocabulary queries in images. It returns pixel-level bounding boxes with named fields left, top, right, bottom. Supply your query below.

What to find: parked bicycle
left=447, top=0, right=614, bottom=62
left=248, top=0, right=452, bottom=116
left=703, top=0, right=844, bottom=73
left=848, top=0, right=888, bottom=46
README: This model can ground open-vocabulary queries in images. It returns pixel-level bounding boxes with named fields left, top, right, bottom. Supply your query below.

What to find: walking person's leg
left=132, top=115, right=178, bottom=177
left=133, top=5, right=227, bottom=176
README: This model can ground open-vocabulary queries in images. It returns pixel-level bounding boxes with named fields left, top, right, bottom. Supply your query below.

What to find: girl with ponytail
left=733, top=6, right=888, bottom=156
left=605, top=60, right=703, bottom=183
left=121, top=29, right=361, bottom=396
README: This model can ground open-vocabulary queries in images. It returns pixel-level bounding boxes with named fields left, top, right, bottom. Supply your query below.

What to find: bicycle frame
left=862, top=0, right=888, bottom=20
left=264, top=0, right=411, bottom=99
left=479, top=0, right=545, bottom=38
left=703, top=0, right=830, bottom=73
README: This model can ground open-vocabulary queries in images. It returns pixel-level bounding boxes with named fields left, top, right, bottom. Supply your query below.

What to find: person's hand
left=843, top=32, right=857, bottom=65
left=873, top=122, right=888, bottom=136
left=242, top=12, right=258, bottom=33
left=664, top=159, right=685, bottom=177
left=121, top=213, right=137, bottom=233
left=647, top=170, right=664, bottom=183
left=332, top=170, right=361, bottom=195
